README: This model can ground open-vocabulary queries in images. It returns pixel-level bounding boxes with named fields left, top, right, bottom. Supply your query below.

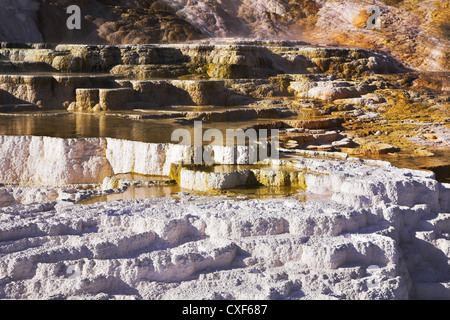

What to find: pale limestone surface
left=289, top=80, right=369, bottom=101
left=0, top=194, right=448, bottom=299
left=0, top=136, right=449, bottom=299
left=0, top=136, right=112, bottom=187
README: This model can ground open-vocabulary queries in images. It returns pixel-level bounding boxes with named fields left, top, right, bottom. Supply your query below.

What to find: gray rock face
left=0, top=0, right=43, bottom=43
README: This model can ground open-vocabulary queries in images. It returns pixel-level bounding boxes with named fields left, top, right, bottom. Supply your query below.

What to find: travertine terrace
left=0, top=135, right=449, bottom=299
left=0, top=36, right=448, bottom=300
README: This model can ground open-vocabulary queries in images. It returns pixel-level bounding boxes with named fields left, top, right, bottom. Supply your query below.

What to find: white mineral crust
left=0, top=136, right=449, bottom=300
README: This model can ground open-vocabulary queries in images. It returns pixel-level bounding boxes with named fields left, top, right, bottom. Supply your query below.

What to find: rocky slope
left=310, top=0, right=449, bottom=72
left=165, top=0, right=449, bottom=71
left=0, top=0, right=448, bottom=71
left=0, top=1, right=448, bottom=300
left=0, top=0, right=204, bottom=44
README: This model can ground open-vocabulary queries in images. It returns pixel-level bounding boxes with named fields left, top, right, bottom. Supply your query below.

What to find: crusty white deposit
left=0, top=136, right=449, bottom=300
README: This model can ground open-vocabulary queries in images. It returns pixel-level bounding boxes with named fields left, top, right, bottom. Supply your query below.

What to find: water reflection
left=373, top=151, right=450, bottom=183
left=0, top=112, right=287, bottom=144
left=0, top=112, right=186, bottom=143
left=79, top=185, right=182, bottom=205
left=0, top=112, right=448, bottom=183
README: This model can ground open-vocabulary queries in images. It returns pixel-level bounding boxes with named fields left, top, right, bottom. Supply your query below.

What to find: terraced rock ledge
left=0, top=135, right=449, bottom=300
left=0, top=39, right=448, bottom=300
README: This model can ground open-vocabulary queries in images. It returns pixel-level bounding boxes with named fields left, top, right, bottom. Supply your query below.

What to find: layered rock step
left=0, top=41, right=399, bottom=111
left=0, top=61, right=55, bottom=73
left=0, top=135, right=448, bottom=213
left=0, top=42, right=393, bottom=160
left=71, top=88, right=134, bottom=111
left=169, top=163, right=308, bottom=192
left=251, top=118, right=348, bottom=151
left=0, top=42, right=403, bottom=77
left=115, top=79, right=243, bottom=108
left=0, top=135, right=448, bottom=299
left=0, top=74, right=119, bottom=110
left=0, top=41, right=394, bottom=146
left=1, top=41, right=445, bottom=164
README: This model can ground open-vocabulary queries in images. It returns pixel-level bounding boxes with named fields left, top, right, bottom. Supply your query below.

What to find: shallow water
left=0, top=112, right=179, bottom=143
left=79, top=185, right=182, bottom=205
left=0, top=111, right=293, bottom=144
left=0, top=110, right=448, bottom=207
left=0, top=111, right=321, bottom=204
left=0, top=111, right=448, bottom=176
left=78, top=167, right=310, bottom=204
left=77, top=185, right=320, bottom=204
left=373, top=151, right=450, bottom=183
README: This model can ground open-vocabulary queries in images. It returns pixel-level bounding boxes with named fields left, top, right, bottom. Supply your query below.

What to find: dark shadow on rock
left=0, top=89, right=40, bottom=112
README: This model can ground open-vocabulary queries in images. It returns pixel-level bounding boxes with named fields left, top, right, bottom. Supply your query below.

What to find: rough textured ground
left=0, top=136, right=449, bottom=300
left=1, top=0, right=448, bottom=71
left=0, top=0, right=204, bottom=44
left=1, top=40, right=447, bottom=166
left=0, top=1, right=448, bottom=300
